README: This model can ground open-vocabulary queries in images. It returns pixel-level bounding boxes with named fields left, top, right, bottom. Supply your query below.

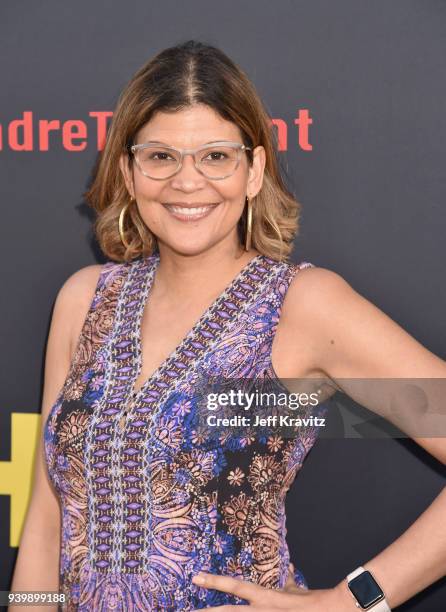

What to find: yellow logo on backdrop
left=0, top=413, right=40, bottom=547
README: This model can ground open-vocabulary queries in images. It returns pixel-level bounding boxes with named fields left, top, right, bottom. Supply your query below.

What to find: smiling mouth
left=163, top=202, right=221, bottom=221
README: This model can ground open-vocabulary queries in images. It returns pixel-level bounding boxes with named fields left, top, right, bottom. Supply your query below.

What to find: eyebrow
left=137, top=139, right=233, bottom=146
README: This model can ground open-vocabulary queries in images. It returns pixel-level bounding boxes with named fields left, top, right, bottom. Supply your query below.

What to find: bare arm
left=286, top=267, right=446, bottom=608
left=9, top=264, right=102, bottom=611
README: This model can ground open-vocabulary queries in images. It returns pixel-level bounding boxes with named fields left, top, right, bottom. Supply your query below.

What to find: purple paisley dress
left=44, top=252, right=326, bottom=611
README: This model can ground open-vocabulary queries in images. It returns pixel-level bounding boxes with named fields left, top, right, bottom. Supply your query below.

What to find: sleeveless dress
left=44, top=252, right=327, bottom=611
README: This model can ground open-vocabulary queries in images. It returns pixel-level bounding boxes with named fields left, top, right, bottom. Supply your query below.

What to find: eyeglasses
left=129, top=141, right=252, bottom=180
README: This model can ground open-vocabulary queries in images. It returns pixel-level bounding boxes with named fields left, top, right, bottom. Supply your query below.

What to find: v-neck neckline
left=129, top=251, right=265, bottom=399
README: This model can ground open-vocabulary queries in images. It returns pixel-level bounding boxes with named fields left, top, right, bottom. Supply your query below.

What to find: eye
left=150, top=151, right=175, bottom=161
left=207, top=151, right=227, bottom=160
left=138, top=148, right=178, bottom=164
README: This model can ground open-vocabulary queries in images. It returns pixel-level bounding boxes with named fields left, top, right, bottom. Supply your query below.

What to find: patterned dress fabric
left=44, top=252, right=327, bottom=611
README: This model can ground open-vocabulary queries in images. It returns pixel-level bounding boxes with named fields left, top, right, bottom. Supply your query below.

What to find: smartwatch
left=346, top=566, right=391, bottom=611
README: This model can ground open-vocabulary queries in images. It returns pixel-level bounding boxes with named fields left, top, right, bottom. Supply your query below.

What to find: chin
left=160, top=239, right=219, bottom=258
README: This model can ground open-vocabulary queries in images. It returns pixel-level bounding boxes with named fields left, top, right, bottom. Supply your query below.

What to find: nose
left=169, top=152, right=207, bottom=191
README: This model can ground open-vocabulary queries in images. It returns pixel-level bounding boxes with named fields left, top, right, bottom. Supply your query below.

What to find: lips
left=163, top=202, right=220, bottom=221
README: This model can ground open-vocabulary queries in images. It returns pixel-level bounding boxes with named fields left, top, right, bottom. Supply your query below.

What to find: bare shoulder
left=290, top=264, right=350, bottom=295
left=282, top=265, right=353, bottom=321
left=282, top=264, right=374, bottom=342
left=57, top=263, right=103, bottom=309
left=41, top=263, right=103, bottom=420
left=272, top=265, right=362, bottom=380
left=54, top=264, right=103, bottom=361
left=283, top=263, right=446, bottom=380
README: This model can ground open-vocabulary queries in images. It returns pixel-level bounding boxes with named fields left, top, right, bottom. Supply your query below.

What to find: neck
left=153, top=242, right=259, bottom=302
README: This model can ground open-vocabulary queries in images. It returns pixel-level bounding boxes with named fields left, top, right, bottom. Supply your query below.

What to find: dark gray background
left=1, top=1, right=445, bottom=609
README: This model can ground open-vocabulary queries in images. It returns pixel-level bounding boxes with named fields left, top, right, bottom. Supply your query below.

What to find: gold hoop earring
left=119, top=197, right=133, bottom=249
left=245, top=196, right=253, bottom=252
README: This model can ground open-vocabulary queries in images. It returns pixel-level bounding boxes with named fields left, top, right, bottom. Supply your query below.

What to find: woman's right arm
left=9, top=264, right=103, bottom=610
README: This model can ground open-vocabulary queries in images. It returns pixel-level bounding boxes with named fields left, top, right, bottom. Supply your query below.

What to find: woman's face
left=119, top=103, right=265, bottom=257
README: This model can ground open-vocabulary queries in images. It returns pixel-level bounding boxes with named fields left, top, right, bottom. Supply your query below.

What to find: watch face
left=348, top=571, right=384, bottom=609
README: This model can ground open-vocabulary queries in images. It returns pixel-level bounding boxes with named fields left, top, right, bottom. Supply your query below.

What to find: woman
left=10, top=40, right=446, bottom=611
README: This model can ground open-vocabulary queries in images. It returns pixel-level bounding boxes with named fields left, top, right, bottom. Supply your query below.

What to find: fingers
left=191, top=568, right=308, bottom=609
left=192, top=572, right=264, bottom=603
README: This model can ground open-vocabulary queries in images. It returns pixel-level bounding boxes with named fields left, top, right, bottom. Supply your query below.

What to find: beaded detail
left=44, top=253, right=326, bottom=611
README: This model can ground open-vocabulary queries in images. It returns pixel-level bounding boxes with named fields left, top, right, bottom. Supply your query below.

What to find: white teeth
left=167, top=205, right=214, bottom=215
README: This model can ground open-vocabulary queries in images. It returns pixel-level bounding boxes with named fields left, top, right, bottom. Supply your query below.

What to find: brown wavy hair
left=85, top=40, right=301, bottom=262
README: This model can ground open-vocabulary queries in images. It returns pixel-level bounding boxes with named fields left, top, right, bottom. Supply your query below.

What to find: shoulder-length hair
left=85, top=40, right=301, bottom=262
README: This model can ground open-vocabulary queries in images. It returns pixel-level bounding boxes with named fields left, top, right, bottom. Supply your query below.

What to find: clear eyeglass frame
left=128, top=140, right=252, bottom=180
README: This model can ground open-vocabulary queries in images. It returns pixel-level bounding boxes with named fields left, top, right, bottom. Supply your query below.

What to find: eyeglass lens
left=134, top=145, right=241, bottom=179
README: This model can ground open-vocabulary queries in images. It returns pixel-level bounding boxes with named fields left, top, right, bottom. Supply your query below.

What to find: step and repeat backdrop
left=1, top=1, right=445, bottom=610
